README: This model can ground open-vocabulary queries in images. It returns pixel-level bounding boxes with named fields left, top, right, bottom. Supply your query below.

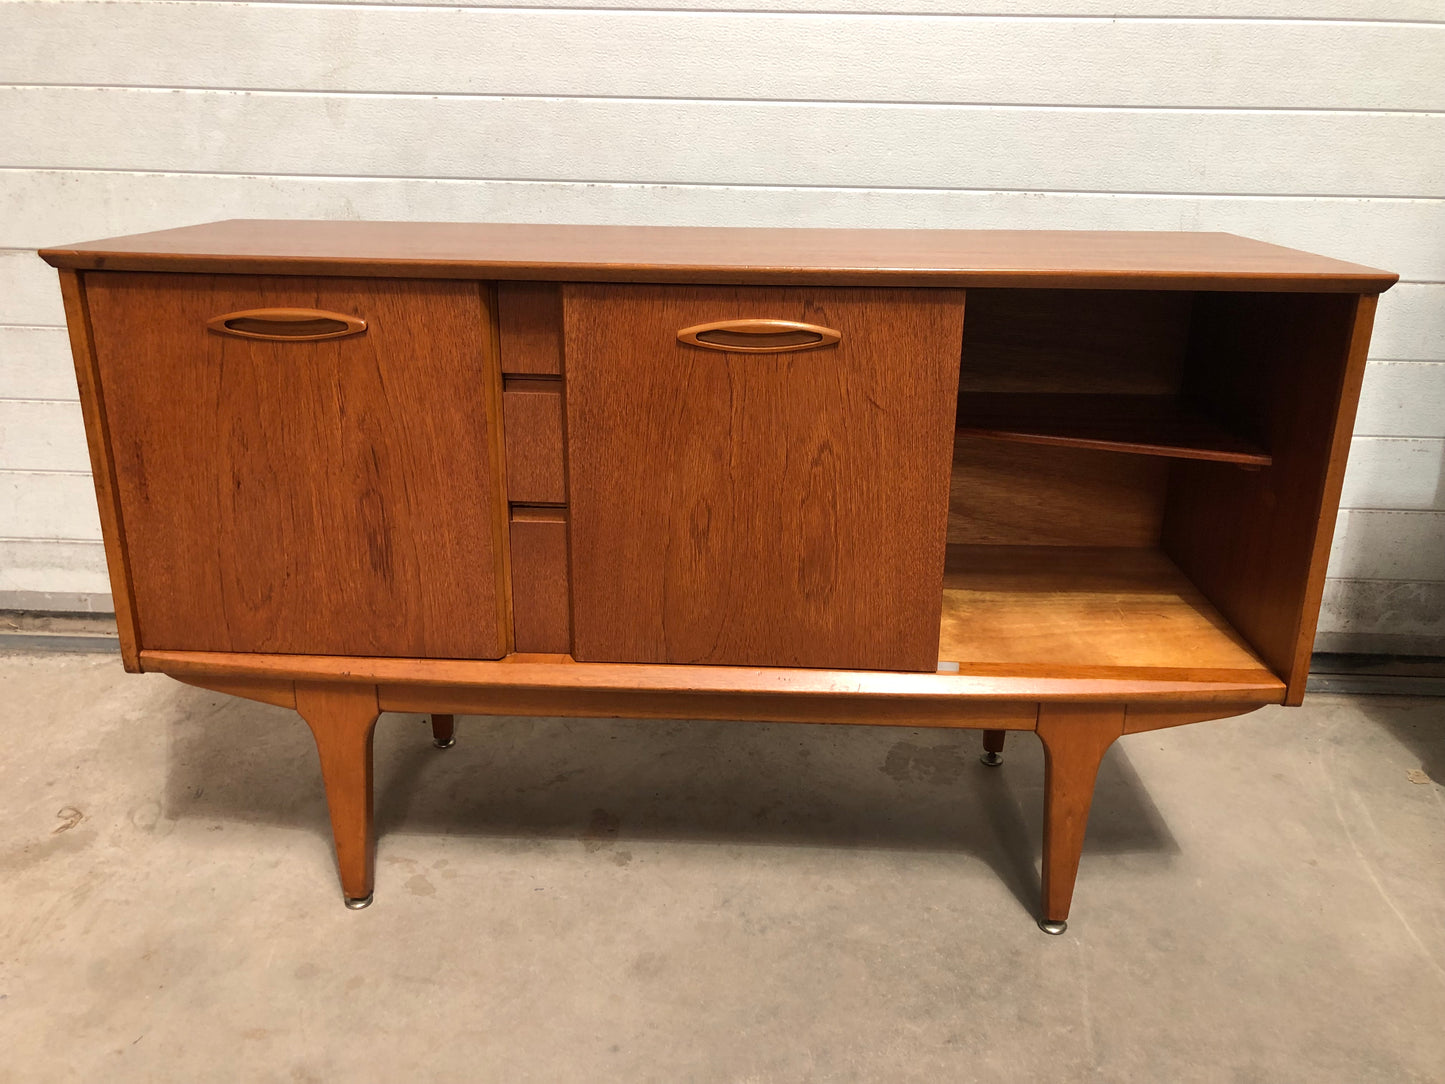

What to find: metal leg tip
left=433, top=737, right=456, bottom=749
left=1038, top=918, right=1067, bottom=935
left=980, top=751, right=1003, bottom=767
left=345, top=893, right=374, bottom=910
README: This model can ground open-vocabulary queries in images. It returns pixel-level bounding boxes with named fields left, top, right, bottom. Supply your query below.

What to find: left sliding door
left=85, top=272, right=510, bottom=658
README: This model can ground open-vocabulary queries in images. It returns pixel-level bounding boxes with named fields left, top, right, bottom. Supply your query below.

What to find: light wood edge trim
left=512, top=505, right=567, bottom=522
left=171, top=673, right=297, bottom=709
left=678, top=318, right=842, bottom=354
left=33, top=250, right=1401, bottom=293
left=481, top=283, right=516, bottom=655
left=59, top=269, right=142, bottom=672
left=378, top=685, right=1038, bottom=729
left=138, top=651, right=1287, bottom=704
left=205, top=308, right=366, bottom=342
left=1284, top=292, right=1379, bottom=706
left=954, top=427, right=1273, bottom=468
left=1124, top=701, right=1264, bottom=734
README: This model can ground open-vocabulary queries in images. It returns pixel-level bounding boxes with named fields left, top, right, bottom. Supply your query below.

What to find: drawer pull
left=678, top=319, right=841, bottom=353
left=207, top=308, right=367, bottom=342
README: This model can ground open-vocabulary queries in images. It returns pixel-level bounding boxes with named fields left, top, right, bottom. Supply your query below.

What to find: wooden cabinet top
left=41, top=220, right=1396, bottom=292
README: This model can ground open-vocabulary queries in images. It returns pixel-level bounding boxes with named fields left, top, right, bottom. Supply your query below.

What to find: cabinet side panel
left=565, top=284, right=964, bottom=672
left=1162, top=292, right=1375, bottom=704
left=86, top=272, right=509, bottom=659
left=58, top=269, right=142, bottom=670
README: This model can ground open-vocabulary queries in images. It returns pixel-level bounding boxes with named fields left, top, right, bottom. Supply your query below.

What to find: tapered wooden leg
left=430, top=713, right=456, bottom=749
left=295, top=682, right=381, bottom=908
left=981, top=729, right=1006, bottom=766
left=1035, top=704, right=1126, bottom=934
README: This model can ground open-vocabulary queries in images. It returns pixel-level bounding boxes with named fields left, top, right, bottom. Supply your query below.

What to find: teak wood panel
left=503, top=378, right=567, bottom=505
left=41, top=222, right=1399, bottom=293
left=509, top=508, right=572, bottom=654
left=949, top=435, right=1168, bottom=547
left=497, top=282, right=563, bottom=375
left=1162, top=292, right=1376, bottom=704
left=957, top=289, right=1193, bottom=396
left=140, top=649, right=1286, bottom=706
left=564, top=284, right=964, bottom=672
left=58, top=269, right=143, bottom=671
left=84, top=272, right=510, bottom=658
left=954, top=393, right=1271, bottom=467
left=938, top=546, right=1271, bottom=673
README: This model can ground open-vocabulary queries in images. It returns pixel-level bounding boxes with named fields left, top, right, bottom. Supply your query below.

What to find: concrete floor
left=1, top=652, right=1442, bottom=1083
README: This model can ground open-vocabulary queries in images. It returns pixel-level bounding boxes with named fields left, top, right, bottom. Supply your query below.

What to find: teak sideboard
left=40, top=222, right=1396, bottom=932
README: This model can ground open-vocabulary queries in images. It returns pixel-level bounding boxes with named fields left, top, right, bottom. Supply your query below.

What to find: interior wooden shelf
left=955, top=393, right=1271, bottom=467
left=938, top=545, right=1278, bottom=679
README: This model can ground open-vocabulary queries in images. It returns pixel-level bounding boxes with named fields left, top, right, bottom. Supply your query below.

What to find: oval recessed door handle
left=206, top=308, right=368, bottom=342
left=677, top=318, right=842, bottom=354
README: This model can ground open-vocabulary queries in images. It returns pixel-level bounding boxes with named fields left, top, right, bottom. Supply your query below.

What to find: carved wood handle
left=677, top=318, right=842, bottom=353
left=206, top=308, right=367, bottom=342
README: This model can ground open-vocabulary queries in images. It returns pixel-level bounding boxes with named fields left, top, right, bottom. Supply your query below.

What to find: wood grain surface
left=84, top=272, right=510, bottom=658
left=938, top=545, right=1274, bottom=673
left=40, top=221, right=1398, bottom=292
left=497, top=282, right=563, bottom=375
left=503, top=378, right=567, bottom=505
left=295, top=682, right=381, bottom=903
left=564, top=283, right=964, bottom=671
left=1163, top=291, right=1377, bottom=704
left=58, top=269, right=142, bottom=670
left=957, top=288, right=1192, bottom=395
left=948, top=436, right=1168, bottom=547
left=955, top=393, right=1271, bottom=466
left=1036, top=702, right=1126, bottom=924
left=141, top=648, right=1286, bottom=706
left=509, top=508, right=572, bottom=654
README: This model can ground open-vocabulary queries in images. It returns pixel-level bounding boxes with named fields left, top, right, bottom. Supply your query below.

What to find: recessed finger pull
left=677, top=318, right=842, bottom=354
left=207, top=308, right=367, bottom=342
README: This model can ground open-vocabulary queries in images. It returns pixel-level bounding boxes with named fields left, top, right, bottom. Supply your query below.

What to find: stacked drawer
left=497, top=283, right=571, bottom=654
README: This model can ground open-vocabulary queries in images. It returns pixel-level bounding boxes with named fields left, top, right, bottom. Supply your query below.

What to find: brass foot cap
left=433, top=737, right=456, bottom=749
left=345, top=894, right=374, bottom=910
left=1038, top=918, right=1067, bottom=935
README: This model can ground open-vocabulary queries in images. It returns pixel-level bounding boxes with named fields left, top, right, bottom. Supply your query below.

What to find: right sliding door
left=562, top=284, right=964, bottom=672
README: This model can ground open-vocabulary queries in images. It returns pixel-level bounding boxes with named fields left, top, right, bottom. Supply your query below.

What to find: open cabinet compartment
left=940, top=287, right=1368, bottom=702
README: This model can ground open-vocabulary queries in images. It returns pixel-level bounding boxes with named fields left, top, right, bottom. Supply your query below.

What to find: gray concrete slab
left=1, top=652, right=1442, bottom=1083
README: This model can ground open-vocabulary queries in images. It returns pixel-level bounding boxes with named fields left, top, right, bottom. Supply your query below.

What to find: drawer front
left=564, top=284, right=964, bottom=672
left=85, top=272, right=509, bottom=658
left=503, top=378, right=566, bottom=504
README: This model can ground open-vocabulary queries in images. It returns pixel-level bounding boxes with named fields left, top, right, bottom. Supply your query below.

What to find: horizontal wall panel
left=1369, top=285, right=1445, bottom=360
left=0, top=249, right=64, bottom=325
left=1354, top=361, right=1445, bottom=438
left=95, top=1, right=1445, bottom=20
left=1, top=89, right=1437, bottom=197
left=1338, top=438, right=1445, bottom=512
left=1317, top=579, right=1445, bottom=654
left=0, top=470, right=102, bottom=539
left=0, top=400, right=89, bottom=470
left=0, top=327, right=77, bottom=400
left=3, top=172, right=1441, bottom=282
left=1327, top=510, right=1445, bottom=581
left=0, top=538, right=110, bottom=595
left=5, top=4, right=1441, bottom=110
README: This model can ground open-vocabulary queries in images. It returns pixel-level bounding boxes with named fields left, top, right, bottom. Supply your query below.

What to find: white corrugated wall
left=1, top=0, right=1442, bottom=649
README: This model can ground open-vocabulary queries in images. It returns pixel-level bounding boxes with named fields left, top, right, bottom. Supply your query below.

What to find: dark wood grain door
left=564, top=284, right=964, bottom=671
left=86, top=272, right=509, bottom=658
